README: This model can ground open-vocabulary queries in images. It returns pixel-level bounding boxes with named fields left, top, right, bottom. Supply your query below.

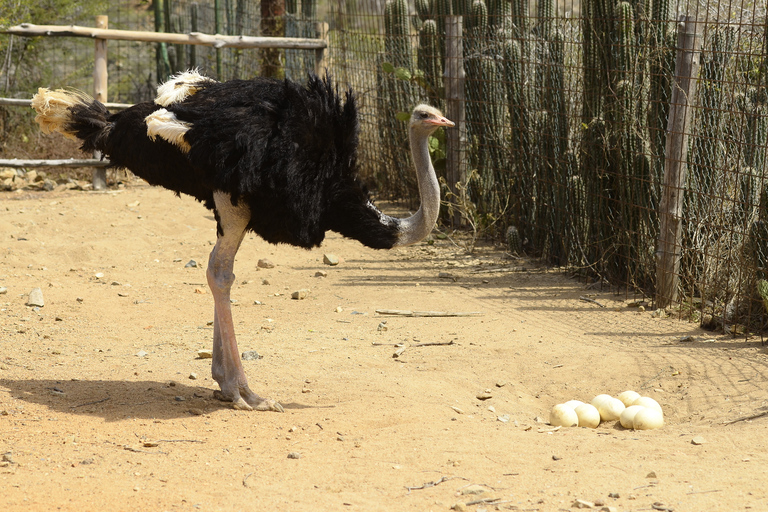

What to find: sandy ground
left=1, top=183, right=767, bottom=512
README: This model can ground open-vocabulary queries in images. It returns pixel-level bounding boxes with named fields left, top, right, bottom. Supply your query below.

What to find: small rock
left=197, top=349, right=213, bottom=359
left=450, top=406, right=464, bottom=414
left=188, top=408, right=204, bottom=416
left=608, top=493, right=620, bottom=499
left=335, top=306, right=343, bottom=313
left=174, top=396, right=185, bottom=402
left=188, top=373, right=198, bottom=380
left=135, top=350, right=148, bottom=358
left=287, top=452, right=302, bottom=459
left=552, top=455, right=562, bottom=461
left=2, top=452, right=14, bottom=463
left=291, top=289, right=310, bottom=300
left=0, top=287, right=7, bottom=295
left=646, top=471, right=657, bottom=478
left=194, top=287, right=206, bottom=294
left=323, top=254, right=339, bottom=266
left=26, top=287, right=44, bottom=307
left=315, top=270, right=327, bottom=277
left=241, top=350, right=261, bottom=361
left=495, top=381, right=507, bottom=387
left=573, top=498, right=595, bottom=509
left=257, top=258, right=275, bottom=269
left=184, top=260, right=198, bottom=268
left=451, top=503, right=467, bottom=512
left=476, top=389, right=493, bottom=401
left=599, top=507, right=618, bottom=512
left=377, top=321, right=388, bottom=331
left=497, top=414, right=510, bottom=423
left=461, top=485, right=489, bottom=496
left=691, top=436, right=706, bottom=445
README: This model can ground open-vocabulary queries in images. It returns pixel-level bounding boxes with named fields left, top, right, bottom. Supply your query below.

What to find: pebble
left=461, top=484, right=489, bottom=496
left=257, top=258, right=275, bottom=269
left=323, top=254, right=339, bottom=266
left=377, top=321, right=388, bottom=331
left=135, top=350, right=148, bottom=358
left=0, top=287, right=7, bottom=295
left=573, top=499, right=595, bottom=509
left=26, top=287, right=44, bottom=307
left=291, top=289, right=310, bottom=300
left=599, top=507, right=618, bottom=512
left=691, top=436, right=706, bottom=445
left=241, top=350, right=261, bottom=361
left=188, top=373, right=198, bottom=380
left=287, top=452, right=302, bottom=459
left=185, top=260, right=198, bottom=268
left=476, top=389, right=493, bottom=401
left=451, top=503, right=467, bottom=511
left=497, top=414, right=510, bottom=423
left=174, top=396, right=185, bottom=402
left=197, top=349, right=213, bottom=359
left=450, top=406, right=464, bottom=414
left=335, top=306, right=343, bottom=313
left=315, top=270, right=327, bottom=277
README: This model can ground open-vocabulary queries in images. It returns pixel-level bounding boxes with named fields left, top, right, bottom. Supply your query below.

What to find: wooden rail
left=1, top=18, right=329, bottom=181
left=3, top=23, right=328, bottom=51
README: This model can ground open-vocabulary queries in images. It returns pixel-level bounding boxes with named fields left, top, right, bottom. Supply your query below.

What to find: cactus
left=689, top=27, right=736, bottom=198
left=418, top=19, right=442, bottom=104
left=379, top=0, right=416, bottom=200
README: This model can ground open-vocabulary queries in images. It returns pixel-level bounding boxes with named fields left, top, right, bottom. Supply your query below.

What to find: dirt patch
left=1, top=184, right=767, bottom=511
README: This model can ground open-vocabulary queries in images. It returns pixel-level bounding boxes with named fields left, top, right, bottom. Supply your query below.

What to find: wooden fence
left=0, top=16, right=328, bottom=189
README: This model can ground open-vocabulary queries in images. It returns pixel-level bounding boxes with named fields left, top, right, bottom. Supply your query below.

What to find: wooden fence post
left=314, top=22, right=329, bottom=76
left=444, top=15, right=467, bottom=227
left=92, top=15, right=108, bottom=191
left=655, top=16, right=702, bottom=308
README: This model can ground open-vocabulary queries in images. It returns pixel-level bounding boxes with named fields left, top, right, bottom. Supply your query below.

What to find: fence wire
left=0, top=0, right=767, bottom=333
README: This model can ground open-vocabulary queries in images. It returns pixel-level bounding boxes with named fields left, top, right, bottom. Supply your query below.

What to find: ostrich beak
left=427, top=117, right=455, bottom=128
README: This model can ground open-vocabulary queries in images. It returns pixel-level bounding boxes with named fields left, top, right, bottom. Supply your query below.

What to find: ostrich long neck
left=391, top=127, right=440, bottom=247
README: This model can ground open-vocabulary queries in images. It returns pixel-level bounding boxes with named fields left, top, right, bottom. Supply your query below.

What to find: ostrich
left=31, top=71, right=454, bottom=412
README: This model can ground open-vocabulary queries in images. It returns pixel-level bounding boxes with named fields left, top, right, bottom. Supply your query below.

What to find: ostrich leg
left=208, top=192, right=283, bottom=412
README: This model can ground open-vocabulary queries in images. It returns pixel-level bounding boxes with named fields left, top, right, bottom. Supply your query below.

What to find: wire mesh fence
left=0, top=0, right=767, bottom=333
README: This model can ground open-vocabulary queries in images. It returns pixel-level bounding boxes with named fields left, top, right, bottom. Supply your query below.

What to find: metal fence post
left=655, top=15, right=702, bottom=308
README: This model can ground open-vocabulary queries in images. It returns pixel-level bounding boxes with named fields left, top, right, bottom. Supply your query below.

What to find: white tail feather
left=145, top=108, right=192, bottom=153
left=30, top=88, right=90, bottom=139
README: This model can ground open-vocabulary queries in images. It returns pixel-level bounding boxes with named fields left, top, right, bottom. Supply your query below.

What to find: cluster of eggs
left=549, top=391, right=664, bottom=430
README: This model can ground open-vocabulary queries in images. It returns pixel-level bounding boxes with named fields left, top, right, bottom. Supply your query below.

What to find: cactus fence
left=1, top=0, right=767, bottom=333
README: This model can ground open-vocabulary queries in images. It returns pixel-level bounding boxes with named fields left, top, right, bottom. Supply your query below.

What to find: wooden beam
left=0, top=159, right=110, bottom=168
left=3, top=23, right=327, bottom=50
left=92, top=15, right=108, bottom=191
left=444, top=15, right=468, bottom=227
left=655, top=16, right=702, bottom=308
left=0, top=98, right=132, bottom=110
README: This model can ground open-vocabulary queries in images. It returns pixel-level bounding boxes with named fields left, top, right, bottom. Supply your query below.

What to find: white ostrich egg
left=617, top=390, right=641, bottom=407
left=563, top=400, right=584, bottom=410
left=633, top=407, right=664, bottom=430
left=590, top=394, right=613, bottom=409
left=632, top=396, right=663, bottom=414
left=619, top=405, right=645, bottom=428
left=550, top=404, right=579, bottom=427
left=574, top=403, right=601, bottom=428
left=598, top=397, right=625, bottom=421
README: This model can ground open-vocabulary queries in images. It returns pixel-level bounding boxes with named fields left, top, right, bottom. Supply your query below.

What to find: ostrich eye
left=419, top=111, right=429, bottom=118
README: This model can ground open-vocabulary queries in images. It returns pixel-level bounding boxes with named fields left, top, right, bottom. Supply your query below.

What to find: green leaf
left=382, top=62, right=395, bottom=73
left=395, top=111, right=411, bottom=122
left=394, top=67, right=412, bottom=81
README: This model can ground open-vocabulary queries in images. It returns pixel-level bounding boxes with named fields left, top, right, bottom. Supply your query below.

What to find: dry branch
left=375, top=309, right=481, bottom=317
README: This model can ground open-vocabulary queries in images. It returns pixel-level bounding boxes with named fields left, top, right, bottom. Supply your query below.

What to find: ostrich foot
left=213, top=388, right=284, bottom=412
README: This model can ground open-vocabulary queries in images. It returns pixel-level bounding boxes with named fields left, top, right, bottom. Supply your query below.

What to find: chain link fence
left=1, top=0, right=767, bottom=333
